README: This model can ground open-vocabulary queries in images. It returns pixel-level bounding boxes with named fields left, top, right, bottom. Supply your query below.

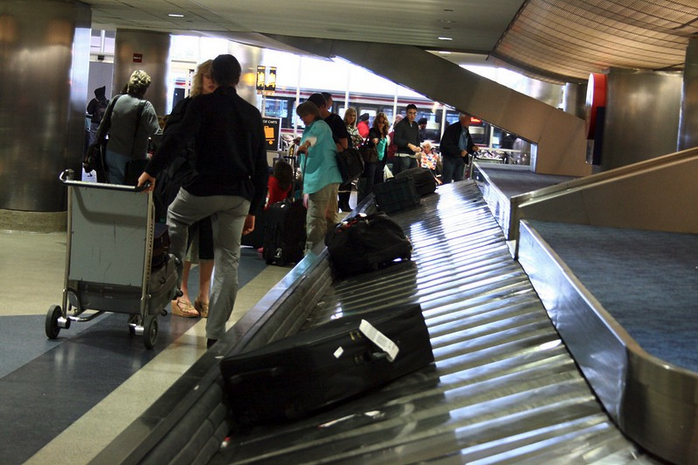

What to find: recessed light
left=438, top=36, right=453, bottom=41
left=168, top=13, right=184, bottom=18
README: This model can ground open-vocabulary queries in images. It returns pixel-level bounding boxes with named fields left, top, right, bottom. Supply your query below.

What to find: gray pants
left=167, top=188, right=250, bottom=341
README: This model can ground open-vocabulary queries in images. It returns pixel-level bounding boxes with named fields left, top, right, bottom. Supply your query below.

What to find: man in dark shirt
left=138, top=54, right=269, bottom=349
left=392, top=104, right=422, bottom=175
left=439, top=112, right=480, bottom=183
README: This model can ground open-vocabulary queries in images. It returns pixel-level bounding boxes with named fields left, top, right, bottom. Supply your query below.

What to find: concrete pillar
left=678, top=39, right=698, bottom=151
left=0, top=0, right=90, bottom=230
left=114, top=29, right=170, bottom=116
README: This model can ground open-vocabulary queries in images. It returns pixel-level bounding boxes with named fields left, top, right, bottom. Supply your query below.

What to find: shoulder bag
left=336, top=147, right=364, bottom=183
left=358, top=137, right=378, bottom=164
left=83, top=94, right=122, bottom=182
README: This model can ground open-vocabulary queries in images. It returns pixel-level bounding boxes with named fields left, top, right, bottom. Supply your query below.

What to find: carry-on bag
left=395, top=167, right=437, bottom=196
left=372, top=175, right=421, bottom=213
left=263, top=198, right=307, bottom=266
left=325, top=212, right=412, bottom=278
left=335, top=147, right=364, bottom=183
left=220, top=303, right=434, bottom=426
left=151, top=222, right=170, bottom=270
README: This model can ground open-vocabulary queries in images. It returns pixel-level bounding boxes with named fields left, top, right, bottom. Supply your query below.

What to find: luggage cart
left=45, top=170, right=179, bottom=349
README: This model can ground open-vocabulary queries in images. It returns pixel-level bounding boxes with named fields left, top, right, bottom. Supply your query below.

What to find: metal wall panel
left=114, top=29, right=170, bottom=116
left=0, top=0, right=90, bottom=212
left=601, top=68, right=682, bottom=171
left=679, top=39, right=698, bottom=151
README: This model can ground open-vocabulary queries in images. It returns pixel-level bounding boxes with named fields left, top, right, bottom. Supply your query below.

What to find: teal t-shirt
left=299, top=119, right=343, bottom=194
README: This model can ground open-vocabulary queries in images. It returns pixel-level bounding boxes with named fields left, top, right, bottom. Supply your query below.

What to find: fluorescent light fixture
left=438, top=51, right=452, bottom=55
left=168, top=13, right=184, bottom=18
left=438, top=36, right=453, bottom=41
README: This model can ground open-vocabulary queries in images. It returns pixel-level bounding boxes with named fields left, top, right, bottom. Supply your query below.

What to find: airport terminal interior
left=2, top=0, right=698, bottom=464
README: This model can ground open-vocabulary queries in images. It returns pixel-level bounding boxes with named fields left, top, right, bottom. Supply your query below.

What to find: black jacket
left=147, top=87, right=269, bottom=215
left=440, top=121, right=477, bottom=159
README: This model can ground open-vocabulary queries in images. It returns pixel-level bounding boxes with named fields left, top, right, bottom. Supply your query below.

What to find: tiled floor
left=0, top=228, right=290, bottom=464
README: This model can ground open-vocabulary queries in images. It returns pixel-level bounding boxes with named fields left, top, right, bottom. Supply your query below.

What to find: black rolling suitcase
left=395, top=167, right=437, bottom=196
left=262, top=198, right=307, bottom=266
left=372, top=176, right=421, bottom=213
left=220, top=304, right=433, bottom=426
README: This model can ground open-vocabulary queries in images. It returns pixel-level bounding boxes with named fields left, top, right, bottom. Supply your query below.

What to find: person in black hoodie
left=138, top=54, right=269, bottom=349
left=86, top=85, right=108, bottom=146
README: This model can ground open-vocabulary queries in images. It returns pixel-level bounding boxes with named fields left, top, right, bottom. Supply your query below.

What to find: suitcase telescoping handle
left=59, top=169, right=151, bottom=192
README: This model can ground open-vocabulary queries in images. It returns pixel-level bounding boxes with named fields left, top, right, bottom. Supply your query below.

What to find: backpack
left=325, top=212, right=412, bottom=277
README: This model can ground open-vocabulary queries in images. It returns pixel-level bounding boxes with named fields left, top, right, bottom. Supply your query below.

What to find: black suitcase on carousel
left=395, top=167, right=437, bottom=196
left=372, top=176, right=421, bottom=213
left=325, top=212, right=412, bottom=278
left=262, top=198, right=307, bottom=266
left=220, top=304, right=433, bottom=426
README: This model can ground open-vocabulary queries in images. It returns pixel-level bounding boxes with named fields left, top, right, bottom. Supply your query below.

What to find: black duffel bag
left=325, top=212, right=412, bottom=277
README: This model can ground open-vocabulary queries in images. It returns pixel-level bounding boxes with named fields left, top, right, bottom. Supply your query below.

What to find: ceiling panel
left=79, top=0, right=698, bottom=84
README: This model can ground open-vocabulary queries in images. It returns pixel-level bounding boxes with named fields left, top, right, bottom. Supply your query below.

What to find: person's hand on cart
left=137, top=172, right=156, bottom=192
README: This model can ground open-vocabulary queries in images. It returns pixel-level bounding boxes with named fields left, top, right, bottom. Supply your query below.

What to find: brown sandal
left=171, top=298, right=199, bottom=318
left=194, top=297, right=209, bottom=318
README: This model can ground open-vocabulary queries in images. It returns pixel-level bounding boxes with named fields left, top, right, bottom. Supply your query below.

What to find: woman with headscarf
left=100, top=70, right=161, bottom=184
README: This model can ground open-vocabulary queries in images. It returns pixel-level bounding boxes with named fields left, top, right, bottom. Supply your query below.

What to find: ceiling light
left=438, top=37, right=453, bottom=41
left=168, top=13, right=184, bottom=18
left=439, top=51, right=452, bottom=55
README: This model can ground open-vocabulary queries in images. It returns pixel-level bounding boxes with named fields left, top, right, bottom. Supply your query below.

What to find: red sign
left=133, top=53, right=143, bottom=63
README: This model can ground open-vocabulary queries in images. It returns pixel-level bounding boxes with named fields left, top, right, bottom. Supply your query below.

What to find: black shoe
left=207, top=338, right=218, bottom=349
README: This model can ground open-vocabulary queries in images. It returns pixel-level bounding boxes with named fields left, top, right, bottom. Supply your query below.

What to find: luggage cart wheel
left=45, top=304, right=62, bottom=339
left=143, top=316, right=158, bottom=349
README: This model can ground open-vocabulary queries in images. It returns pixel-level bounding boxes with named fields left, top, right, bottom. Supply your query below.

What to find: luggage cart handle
left=59, top=169, right=151, bottom=192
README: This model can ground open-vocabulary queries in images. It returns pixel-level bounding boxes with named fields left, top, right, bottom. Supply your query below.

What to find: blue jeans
left=167, top=188, right=249, bottom=341
left=392, top=156, right=417, bottom=175
left=104, top=149, right=130, bottom=184
left=442, top=156, right=466, bottom=183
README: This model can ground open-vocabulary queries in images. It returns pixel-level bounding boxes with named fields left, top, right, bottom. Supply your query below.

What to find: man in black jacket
left=138, top=54, right=269, bottom=348
left=439, top=112, right=480, bottom=183
left=392, top=104, right=422, bottom=175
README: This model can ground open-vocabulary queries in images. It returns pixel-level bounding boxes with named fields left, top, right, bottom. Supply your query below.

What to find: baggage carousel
left=93, top=181, right=659, bottom=464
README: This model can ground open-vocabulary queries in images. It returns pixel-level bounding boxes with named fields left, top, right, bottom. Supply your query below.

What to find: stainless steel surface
left=114, top=29, right=171, bottom=116
left=515, top=147, right=698, bottom=240
left=517, top=219, right=698, bottom=464
left=679, top=39, right=698, bottom=151
left=471, top=162, right=516, bottom=242
left=0, top=0, right=90, bottom=212
left=601, top=68, right=683, bottom=172
left=212, top=181, right=649, bottom=463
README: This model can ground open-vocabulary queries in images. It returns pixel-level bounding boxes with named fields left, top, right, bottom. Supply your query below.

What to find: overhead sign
left=262, top=117, right=281, bottom=151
